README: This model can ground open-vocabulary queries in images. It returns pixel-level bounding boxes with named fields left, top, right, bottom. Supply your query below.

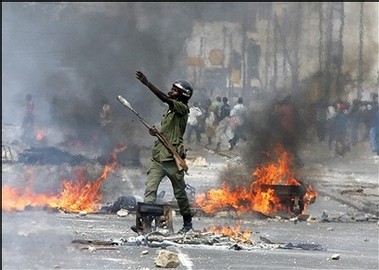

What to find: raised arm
left=135, top=71, right=174, bottom=107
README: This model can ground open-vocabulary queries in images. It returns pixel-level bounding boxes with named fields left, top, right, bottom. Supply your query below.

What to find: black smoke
left=2, top=3, right=193, bottom=150
left=3, top=2, right=268, bottom=153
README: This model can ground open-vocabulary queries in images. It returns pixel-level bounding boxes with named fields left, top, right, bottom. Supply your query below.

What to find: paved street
left=2, top=135, right=379, bottom=269
left=3, top=2, right=378, bottom=269
left=2, top=209, right=378, bottom=269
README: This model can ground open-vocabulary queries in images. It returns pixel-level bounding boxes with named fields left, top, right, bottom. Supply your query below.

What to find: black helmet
left=173, top=79, right=193, bottom=100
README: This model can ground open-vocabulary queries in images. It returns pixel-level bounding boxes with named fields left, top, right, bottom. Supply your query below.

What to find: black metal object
left=261, top=184, right=307, bottom=215
left=17, top=147, right=88, bottom=165
left=16, top=145, right=141, bottom=167
left=135, top=202, right=174, bottom=234
left=110, top=196, right=137, bottom=212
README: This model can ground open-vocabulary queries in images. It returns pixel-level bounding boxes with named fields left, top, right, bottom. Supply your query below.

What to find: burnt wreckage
left=16, top=145, right=141, bottom=167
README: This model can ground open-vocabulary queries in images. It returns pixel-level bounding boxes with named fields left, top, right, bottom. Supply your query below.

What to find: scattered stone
left=154, top=249, right=180, bottom=268
left=78, top=211, right=87, bottom=216
left=290, top=217, right=298, bottom=224
left=112, top=238, right=126, bottom=245
left=297, top=214, right=309, bottom=221
left=321, top=211, right=328, bottom=221
left=141, top=250, right=149, bottom=255
left=306, top=216, right=317, bottom=222
left=331, top=254, right=341, bottom=260
left=117, top=209, right=129, bottom=217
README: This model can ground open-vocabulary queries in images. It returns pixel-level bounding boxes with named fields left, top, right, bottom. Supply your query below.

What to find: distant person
left=205, top=104, right=217, bottom=145
left=229, top=97, right=247, bottom=150
left=49, top=97, right=60, bottom=125
left=100, top=97, right=113, bottom=127
left=347, top=99, right=361, bottom=146
left=214, top=97, right=232, bottom=151
left=333, top=102, right=350, bottom=157
left=21, top=94, right=35, bottom=143
left=368, top=93, right=379, bottom=156
left=314, top=100, right=327, bottom=142
left=326, top=104, right=337, bottom=150
left=99, top=97, right=114, bottom=151
left=210, top=96, right=222, bottom=124
left=186, top=101, right=203, bottom=144
left=219, top=96, right=231, bottom=122
left=196, top=101, right=208, bottom=136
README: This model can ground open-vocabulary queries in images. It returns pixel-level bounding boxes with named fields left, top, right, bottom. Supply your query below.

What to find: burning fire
left=2, top=144, right=126, bottom=213
left=195, top=144, right=317, bottom=216
left=207, top=221, right=252, bottom=243
left=35, top=128, right=46, bottom=141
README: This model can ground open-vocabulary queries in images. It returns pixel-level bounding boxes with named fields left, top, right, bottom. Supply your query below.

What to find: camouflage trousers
left=144, top=159, right=192, bottom=216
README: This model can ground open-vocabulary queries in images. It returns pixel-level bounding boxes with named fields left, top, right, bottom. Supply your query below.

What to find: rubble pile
left=72, top=229, right=324, bottom=253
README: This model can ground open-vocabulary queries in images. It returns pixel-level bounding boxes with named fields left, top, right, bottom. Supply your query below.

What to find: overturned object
left=133, top=202, right=174, bottom=234
left=261, top=184, right=307, bottom=216
left=111, top=196, right=137, bottom=212
left=18, top=146, right=88, bottom=165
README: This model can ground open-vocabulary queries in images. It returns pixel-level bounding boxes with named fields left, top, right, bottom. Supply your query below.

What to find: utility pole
left=357, top=2, right=364, bottom=100
left=335, top=2, right=345, bottom=98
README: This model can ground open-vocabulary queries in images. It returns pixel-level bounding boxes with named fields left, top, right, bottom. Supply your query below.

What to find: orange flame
left=35, top=128, right=46, bottom=141
left=207, top=221, right=252, bottom=243
left=195, top=144, right=317, bottom=216
left=2, top=144, right=126, bottom=213
left=2, top=163, right=116, bottom=213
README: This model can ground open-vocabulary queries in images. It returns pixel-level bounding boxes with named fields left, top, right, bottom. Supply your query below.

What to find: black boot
left=178, top=214, right=193, bottom=234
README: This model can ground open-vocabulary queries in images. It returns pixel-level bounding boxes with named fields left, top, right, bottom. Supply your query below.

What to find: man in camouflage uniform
left=134, top=71, right=194, bottom=234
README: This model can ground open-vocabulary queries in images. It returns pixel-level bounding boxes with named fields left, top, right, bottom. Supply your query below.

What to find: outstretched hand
left=135, top=71, right=148, bottom=85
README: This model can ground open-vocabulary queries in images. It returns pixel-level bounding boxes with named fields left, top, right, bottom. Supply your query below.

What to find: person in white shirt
left=229, top=97, right=247, bottom=150
left=186, top=102, right=203, bottom=144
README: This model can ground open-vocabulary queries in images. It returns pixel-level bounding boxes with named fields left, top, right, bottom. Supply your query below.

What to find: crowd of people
left=184, top=90, right=379, bottom=160
left=21, top=88, right=378, bottom=160
left=185, top=95, right=247, bottom=151
left=308, top=92, right=379, bottom=157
